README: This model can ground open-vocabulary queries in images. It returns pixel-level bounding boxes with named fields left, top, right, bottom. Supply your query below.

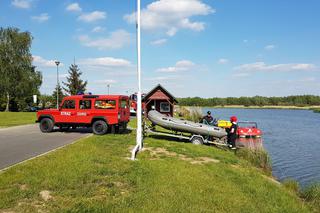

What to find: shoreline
left=179, top=105, right=320, bottom=110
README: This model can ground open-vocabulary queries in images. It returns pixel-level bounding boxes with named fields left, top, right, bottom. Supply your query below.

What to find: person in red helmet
left=227, top=116, right=238, bottom=149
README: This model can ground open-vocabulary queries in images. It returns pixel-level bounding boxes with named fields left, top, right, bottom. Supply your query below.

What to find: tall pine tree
left=63, top=63, right=87, bottom=95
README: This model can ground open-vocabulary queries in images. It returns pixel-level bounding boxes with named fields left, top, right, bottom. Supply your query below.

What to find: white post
left=56, top=64, right=59, bottom=109
left=55, top=61, right=60, bottom=109
left=131, top=0, right=143, bottom=160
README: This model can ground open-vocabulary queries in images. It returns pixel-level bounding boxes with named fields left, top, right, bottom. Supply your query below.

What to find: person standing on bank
left=227, top=116, right=238, bottom=149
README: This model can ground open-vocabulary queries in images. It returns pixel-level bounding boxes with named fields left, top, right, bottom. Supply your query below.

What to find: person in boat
left=202, top=111, right=217, bottom=126
left=227, top=116, right=238, bottom=149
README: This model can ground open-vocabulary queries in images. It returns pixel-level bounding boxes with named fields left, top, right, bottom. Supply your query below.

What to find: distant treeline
left=177, top=95, right=320, bottom=107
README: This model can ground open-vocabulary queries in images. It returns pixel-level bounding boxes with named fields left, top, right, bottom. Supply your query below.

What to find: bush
left=176, top=106, right=203, bottom=123
left=176, top=106, right=190, bottom=118
left=236, top=148, right=272, bottom=174
left=312, top=108, right=320, bottom=113
left=186, top=107, right=203, bottom=122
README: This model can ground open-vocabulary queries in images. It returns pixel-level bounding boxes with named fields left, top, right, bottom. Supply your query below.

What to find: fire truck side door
left=76, top=99, right=92, bottom=123
left=56, top=99, right=77, bottom=123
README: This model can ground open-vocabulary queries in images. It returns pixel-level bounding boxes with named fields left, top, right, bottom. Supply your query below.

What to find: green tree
left=39, top=94, right=54, bottom=109
left=178, top=95, right=320, bottom=107
left=52, top=84, right=65, bottom=108
left=63, top=63, right=87, bottom=95
left=0, top=27, right=42, bottom=111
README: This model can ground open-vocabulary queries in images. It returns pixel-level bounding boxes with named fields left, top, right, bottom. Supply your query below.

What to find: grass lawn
left=0, top=125, right=315, bottom=213
left=0, top=112, right=36, bottom=127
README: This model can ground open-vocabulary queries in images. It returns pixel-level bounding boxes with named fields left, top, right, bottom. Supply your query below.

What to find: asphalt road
left=0, top=124, right=90, bottom=170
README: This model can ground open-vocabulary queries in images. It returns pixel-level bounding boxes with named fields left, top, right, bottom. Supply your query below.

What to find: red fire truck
left=129, top=93, right=146, bottom=115
left=36, top=94, right=130, bottom=135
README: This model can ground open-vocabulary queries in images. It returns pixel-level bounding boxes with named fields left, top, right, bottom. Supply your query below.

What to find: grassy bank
left=0, top=129, right=316, bottom=212
left=0, top=112, right=36, bottom=127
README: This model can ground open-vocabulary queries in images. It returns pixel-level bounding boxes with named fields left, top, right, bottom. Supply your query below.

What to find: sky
left=1, top=0, right=319, bottom=98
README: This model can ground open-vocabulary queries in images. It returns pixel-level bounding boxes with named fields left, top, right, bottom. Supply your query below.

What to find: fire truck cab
left=36, top=95, right=130, bottom=135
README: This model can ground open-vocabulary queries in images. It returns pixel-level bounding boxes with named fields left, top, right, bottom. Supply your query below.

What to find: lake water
left=203, top=108, right=320, bottom=187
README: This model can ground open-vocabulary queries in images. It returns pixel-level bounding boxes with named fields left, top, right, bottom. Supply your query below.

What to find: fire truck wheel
left=40, top=118, right=54, bottom=133
left=92, top=120, right=108, bottom=135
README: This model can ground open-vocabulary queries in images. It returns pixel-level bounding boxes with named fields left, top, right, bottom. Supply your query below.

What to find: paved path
left=0, top=124, right=90, bottom=170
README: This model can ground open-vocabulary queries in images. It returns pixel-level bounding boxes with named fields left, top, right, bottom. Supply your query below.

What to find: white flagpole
left=136, top=0, right=143, bottom=150
left=131, top=0, right=143, bottom=160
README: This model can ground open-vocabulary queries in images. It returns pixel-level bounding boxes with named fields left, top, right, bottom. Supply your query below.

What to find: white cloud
left=31, top=13, right=50, bottom=23
left=78, top=29, right=131, bottom=50
left=78, top=57, right=132, bottom=67
left=66, top=3, right=82, bottom=12
left=33, top=55, right=64, bottom=67
left=291, top=64, right=314, bottom=70
left=91, top=26, right=105, bottom=33
left=287, top=77, right=316, bottom=83
left=180, top=18, right=205, bottom=31
left=265, top=44, right=275, bottom=50
left=95, top=79, right=117, bottom=84
left=157, top=60, right=195, bottom=72
left=218, top=58, right=229, bottom=64
left=303, top=77, right=316, bottom=82
left=12, top=0, right=31, bottom=9
left=243, top=39, right=257, bottom=44
left=150, top=38, right=167, bottom=45
left=59, top=73, right=68, bottom=79
left=234, top=62, right=316, bottom=73
left=124, top=0, right=214, bottom=36
left=232, top=73, right=250, bottom=78
left=78, top=57, right=134, bottom=77
left=166, top=27, right=178, bottom=37
left=145, top=76, right=178, bottom=81
left=78, top=11, right=106, bottom=22
left=176, top=60, right=195, bottom=67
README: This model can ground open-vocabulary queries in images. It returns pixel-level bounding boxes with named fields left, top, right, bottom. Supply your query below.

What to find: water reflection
left=236, top=137, right=263, bottom=150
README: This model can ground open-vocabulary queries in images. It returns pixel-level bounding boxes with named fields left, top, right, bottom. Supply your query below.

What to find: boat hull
left=148, top=110, right=227, bottom=138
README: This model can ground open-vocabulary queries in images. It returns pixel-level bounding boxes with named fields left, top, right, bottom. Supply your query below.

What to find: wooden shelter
left=143, top=84, right=178, bottom=117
